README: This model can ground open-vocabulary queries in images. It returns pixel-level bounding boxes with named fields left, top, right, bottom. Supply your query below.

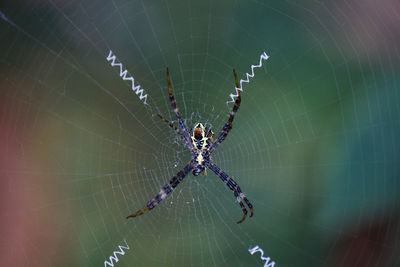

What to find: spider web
left=1, top=0, right=400, bottom=266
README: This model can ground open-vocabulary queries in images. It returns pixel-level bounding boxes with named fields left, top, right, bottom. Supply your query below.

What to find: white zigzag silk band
left=107, top=50, right=148, bottom=105
left=227, top=52, right=269, bottom=104
left=104, top=240, right=130, bottom=267
left=248, top=245, right=275, bottom=267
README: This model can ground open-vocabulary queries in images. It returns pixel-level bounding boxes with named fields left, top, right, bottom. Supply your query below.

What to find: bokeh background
left=1, top=0, right=399, bottom=266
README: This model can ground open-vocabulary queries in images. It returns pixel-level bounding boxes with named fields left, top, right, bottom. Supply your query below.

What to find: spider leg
left=166, top=68, right=190, bottom=136
left=209, top=69, right=241, bottom=153
left=127, top=162, right=193, bottom=219
left=157, top=114, right=181, bottom=134
left=207, top=162, right=253, bottom=224
left=157, top=114, right=193, bottom=150
left=166, top=68, right=194, bottom=150
left=234, top=191, right=247, bottom=224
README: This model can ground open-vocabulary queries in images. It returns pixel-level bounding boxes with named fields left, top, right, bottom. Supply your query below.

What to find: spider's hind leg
left=234, top=191, right=248, bottom=224
left=239, top=192, right=253, bottom=218
left=126, top=162, right=193, bottom=220
left=207, top=162, right=254, bottom=224
left=126, top=206, right=150, bottom=218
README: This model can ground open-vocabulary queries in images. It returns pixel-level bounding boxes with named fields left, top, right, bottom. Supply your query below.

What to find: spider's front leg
left=207, top=162, right=253, bottom=224
left=127, top=162, right=193, bottom=219
left=166, top=68, right=190, bottom=135
left=156, top=114, right=193, bottom=150
left=209, top=69, right=242, bottom=153
left=165, top=68, right=195, bottom=150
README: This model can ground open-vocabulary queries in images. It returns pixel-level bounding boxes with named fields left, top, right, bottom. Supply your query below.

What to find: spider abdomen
left=192, top=149, right=210, bottom=176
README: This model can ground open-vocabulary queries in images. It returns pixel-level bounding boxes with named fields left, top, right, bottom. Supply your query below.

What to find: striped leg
left=209, top=69, right=241, bottom=153
left=207, top=162, right=253, bottom=224
left=166, top=68, right=190, bottom=136
left=157, top=114, right=193, bottom=149
left=127, top=162, right=193, bottom=219
left=234, top=191, right=247, bottom=224
left=157, top=114, right=180, bottom=134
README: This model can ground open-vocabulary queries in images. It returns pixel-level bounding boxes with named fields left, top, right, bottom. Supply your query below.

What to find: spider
left=127, top=68, right=253, bottom=224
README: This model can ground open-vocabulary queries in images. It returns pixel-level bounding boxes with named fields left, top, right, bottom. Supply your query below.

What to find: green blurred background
left=1, top=0, right=399, bottom=266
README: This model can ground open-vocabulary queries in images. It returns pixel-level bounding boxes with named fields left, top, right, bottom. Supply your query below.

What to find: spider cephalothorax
left=127, top=68, right=254, bottom=224
left=191, top=123, right=209, bottom=149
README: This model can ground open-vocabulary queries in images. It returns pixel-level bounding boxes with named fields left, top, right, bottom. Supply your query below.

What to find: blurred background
left=1, top=0, right=399, bottom=266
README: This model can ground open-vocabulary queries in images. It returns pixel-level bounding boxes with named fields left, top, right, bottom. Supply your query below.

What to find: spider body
left=127, top=68, right=254, bottom=224
left=190, top=123, right=213, bottom=176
